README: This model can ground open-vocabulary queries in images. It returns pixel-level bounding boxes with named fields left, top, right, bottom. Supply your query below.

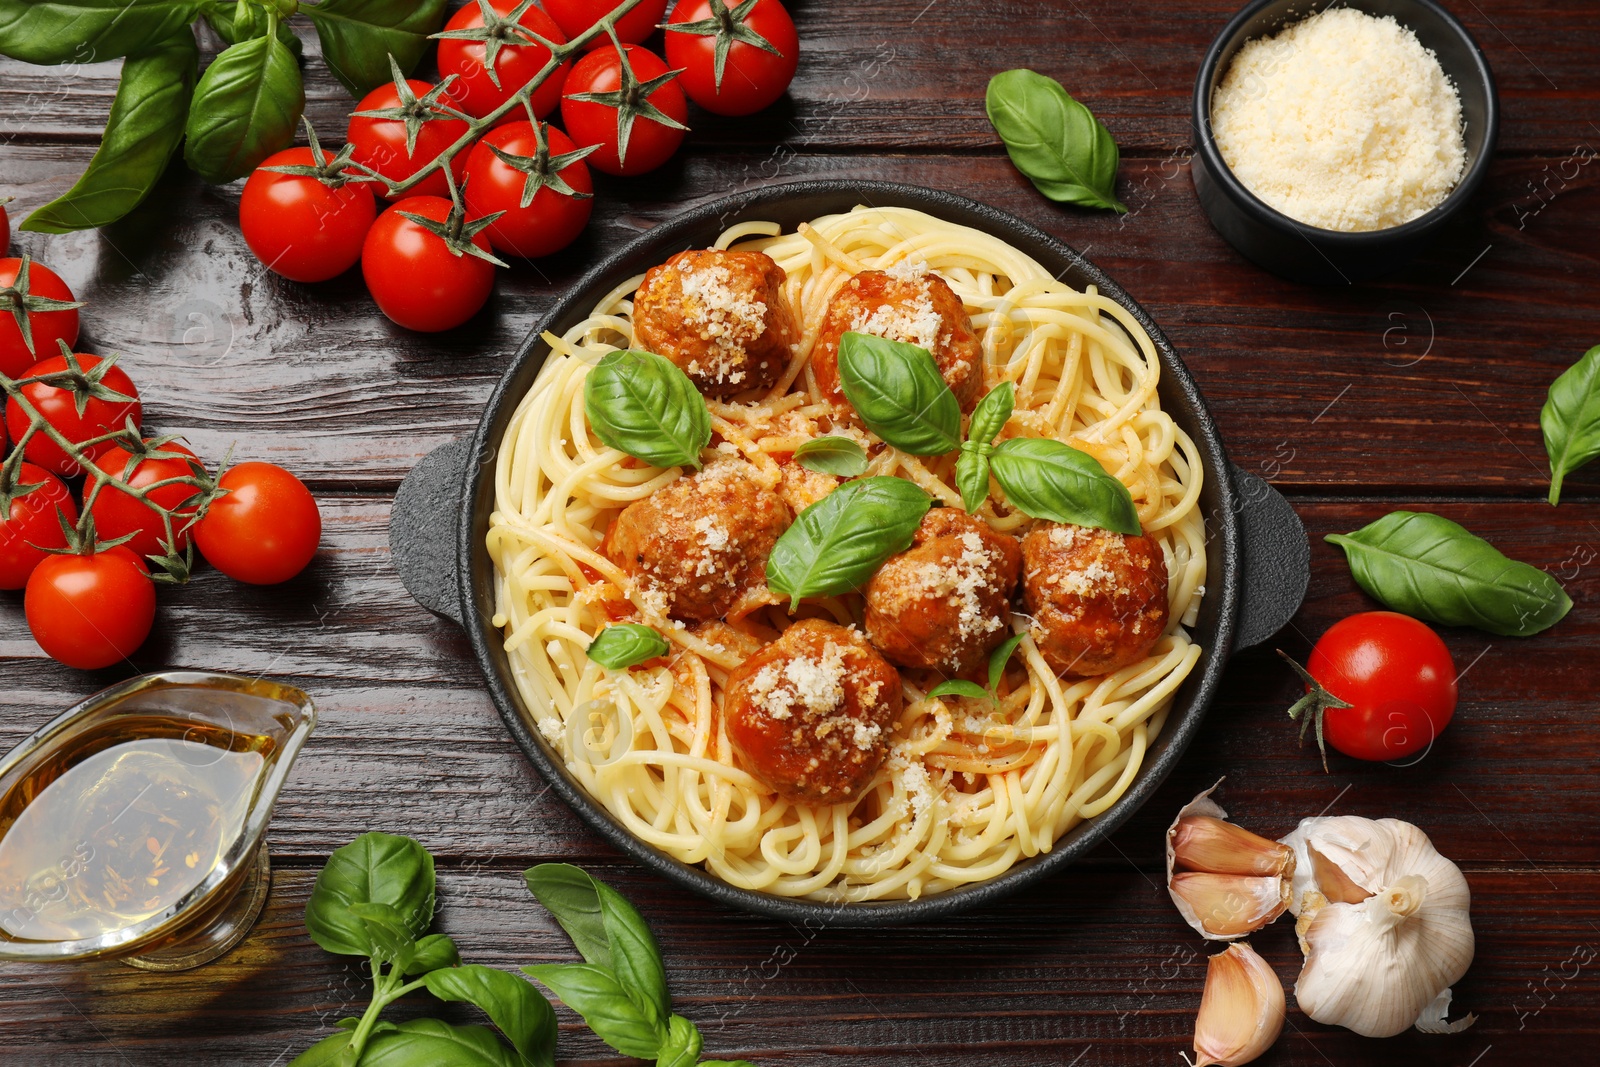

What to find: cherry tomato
left=193, top=462, right=321, bottom=585
left=463, top=122, right=594, bottom=258
left=0, top=257, right=80, bottom=380
left=544, top=0, right=667, bottom=49
left=87, top=439, right=202, bottom=561
left=561, top=44, right=688, bottom=176
left=240, top=148, right=377, bottom=283
left=437, top=0, right=571, bottom=122
left=0, top=463, right=77, bottom=590
left=666, top=0, right=798, bottom=116
left=362, top=196, right=497, bottom=332
left=1295, top=611, right=1458, bottom=764
left=25, top=547, right=155, bottom=670
left=347, top=80, right=471, bottom=200
left=5, top=352, right=142, bottom=476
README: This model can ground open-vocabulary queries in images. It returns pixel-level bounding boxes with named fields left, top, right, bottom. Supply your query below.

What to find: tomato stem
left=1276, top=648, right=1353, bottom=773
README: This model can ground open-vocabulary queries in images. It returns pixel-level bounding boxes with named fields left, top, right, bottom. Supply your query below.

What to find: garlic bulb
left=1191, top=942, right=1285, bottom=1067
left=1167, top=779, right=1295, bottom=940
left=1280, top=816, right=1475, bottom=1038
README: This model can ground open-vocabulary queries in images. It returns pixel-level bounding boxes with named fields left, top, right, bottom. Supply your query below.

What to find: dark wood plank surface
left=3, top=1, right=1599, bottom=1064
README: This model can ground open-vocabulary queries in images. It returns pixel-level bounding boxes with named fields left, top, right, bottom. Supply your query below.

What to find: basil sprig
left=1542, top=344, right=1600, bottom=506
left=793, top=435, right=868, bottom=477
left=1327, top=511, right=1572, bottom=637
left=584, top=350, right=712, bottom=470
left=986, top=69, right=1127, bottom=213
left=837, top=332, right=961, bottom=456
left=586, top=623, right=670, bottom=669
left=990, top=437, right=1140, bottom=534
left=766, top=476, right=933, bottom=609
left=956, top=382, right=1014, bottom=512
left=183, top=23, right=305, bottom=184
left=925, top=632, right=1026, bottom=704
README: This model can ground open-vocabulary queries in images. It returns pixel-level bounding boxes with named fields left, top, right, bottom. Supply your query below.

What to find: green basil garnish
left=956, top=382, right=1015, bottom=512
left=985, top=69, right=1127, bottom=213
left=0, top=0, right=206, bottom=64
left=927, top=679, right=991, bottom=702
left=766, top=476, right=933, bottom=609
left=793, top=434, right=869, bottom=477
left=585, top=623, right=670, bottom=669
left=304, top=832, right=436, bottom=960
left=421, top=964, right=558, bottom=1067
left=837, top=332, right=961, bottom=456
left=304, top=0, right=452, bottom=98
left=182, top=28, right=305, bottom=183
left=521, top=963, right=666, bottom=1059
left=989, top=437, right=1139, bottom=534
left=1326, top=511, right=1572, bottom=637
left=583, top=350, right=711, bottom=470
left=1542, top=343, right=1600, bottom=506
left=988, top=632, right=1025, bottom=691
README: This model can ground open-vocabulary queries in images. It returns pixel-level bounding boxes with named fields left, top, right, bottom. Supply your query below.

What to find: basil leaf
left=422, top=965, right=557, bottom=1067
left=654, top=1014, right=703, bottom=1067
left=793, top=435, right=868, bottom=477
left=584, top=350, right=711, bottom=470
left=523, top=864, right=613, bottom=970
left=522, top=963, right=667, bottom=1060
left=955, top=448, right=991, bottom=514
left=987, top=632, right=1024, bottom=692
left=405, top=933, right=460, bottom=975
left=305, top=0, right=451, bottom=98
left=287, top=1030, right=354, bottom=1067
left=586, top=623, right=670, bottom=669
left=1542, top=344, right=1600, bottom=506
left=349, top=901, right=417, bottom=967
left=0, top=0, right=205, bottom=64
left=22, top=31, right=197, bottom=234
left=766, top=477, right=933, bottom=609
left=968, top=382, right=1015, bottom=446
left=183, top=29, right=304, bottom=184
left=305, top=832, right=435, bottom=958
left=955, top=383, right=1015, bottom=513
left=362, top=1018, right=526, bottom=1067
left=986, top=69, right=1126, bottom=213
left=837, top=332, right=961, bottom=456
left=1326, top=511, right=1572, bottom=637
left=927, top=679, right=990, bottom=702
left=990, top=437, right=1139, bottom=534
left=203, top=0, right=303, bottom=59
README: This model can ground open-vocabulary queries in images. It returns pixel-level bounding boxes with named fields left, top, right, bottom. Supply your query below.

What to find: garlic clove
left=1307, top=844, right=1373, bottom=905
left=1173, top=816, right=1296, bottom=878
left=1193, top=941, right=1286, bottom=1067
left=1170, top=872, right=1292, bottom=939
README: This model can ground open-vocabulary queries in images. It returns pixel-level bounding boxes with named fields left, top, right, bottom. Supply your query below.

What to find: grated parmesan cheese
left=849, top=272, right=945, bottom=352
left=1211, top=7, right=1466, bottom=232
left=677, top=262, right=769, bottom=383
left=748, top=640, right=849, bottom=721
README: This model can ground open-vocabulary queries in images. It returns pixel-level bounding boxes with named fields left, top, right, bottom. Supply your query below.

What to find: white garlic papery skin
left=1281, top=817, right=1475, bottom=1038
left=1192, top=941, right=1286, bottom=1067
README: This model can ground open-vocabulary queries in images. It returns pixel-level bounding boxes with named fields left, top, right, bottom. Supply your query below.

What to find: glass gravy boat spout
left=0, top=671, right=315, bottom=970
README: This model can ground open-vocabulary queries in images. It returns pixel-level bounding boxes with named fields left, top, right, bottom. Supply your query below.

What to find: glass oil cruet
left=0, top=671, right=315, bottom=971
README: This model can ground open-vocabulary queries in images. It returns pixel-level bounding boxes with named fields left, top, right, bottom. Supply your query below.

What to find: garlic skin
left=1281, top=816, right=1475, bottom=1038
left=1167, top=779, right=1295, bottom=940
left=1192, top=942, right=1286, bottom=1067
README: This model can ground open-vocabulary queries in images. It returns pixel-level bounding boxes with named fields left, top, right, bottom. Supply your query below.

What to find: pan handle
left=390, top=437, right=471, bottom=627
left=1229, top=464, right=1309, bottom=650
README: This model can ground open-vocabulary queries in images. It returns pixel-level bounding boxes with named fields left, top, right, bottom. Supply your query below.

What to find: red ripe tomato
left=665, top=0, right=798, bottom=116
left=240, top=148, right=377, bottom=283
left=0, top=258, right=80, bottom=379
left=436, top=0, right=571, bottom=122
left=5, top=353, right=142, bottom=476
left=463, top=122, right=594, bottom=258
left=362, top=196, right=497, bottom=332
left=87, top=439, right=202, bottom=560
left=347, top=80, right=471, bottom=200
left=561, top=44, right=688, bottom=176
left=194, top=462, right=321, bottom=585
left=544, top=0, right=667, bottom=49
left=1293, top=611, right=1459, bottom=764
left=0, top=463, right=77, bottom=590
left=25, top=547, right=155, bottom=670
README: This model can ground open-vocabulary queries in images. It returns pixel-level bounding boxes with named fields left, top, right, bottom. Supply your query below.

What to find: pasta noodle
left=487, top=206, right=1206, bottom=901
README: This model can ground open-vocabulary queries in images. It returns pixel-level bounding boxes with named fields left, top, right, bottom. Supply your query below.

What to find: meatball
left=811, top=266, right=983, bottom=412
left=601, top=460, right=791, bottom=622
left=863, top=508, right=1021, bottom=674
left=632, top=248, right=799, bottom=397
left=1021, top=522, right=1170, bottom=678
left=725, top=619, right=903, bottom=805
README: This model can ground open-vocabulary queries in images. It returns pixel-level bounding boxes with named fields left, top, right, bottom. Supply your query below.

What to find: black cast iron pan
left=389, top=180, right=1309, bottom=926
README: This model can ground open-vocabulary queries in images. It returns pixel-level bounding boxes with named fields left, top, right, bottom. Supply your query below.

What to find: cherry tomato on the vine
left=193, top=462, right=321, bottom=585
left=561, top=44, right=688, bottom=176
left=0, top=462, right=77, bottom=590
left=240, top=148, right=377, bottom=283
left=544, top=0, right=668, bottom=49
left=87, top=439, right=202, bottom=560
left=436, top=0, right=571, bottom=122
left=665, top=0, right=799, bottom=117
left=5, top=352, right=142, bottom=476
left=25, top=546, right=155, bottom=670
left=0, top=257, right=81, bottom=380
left=362, top=196, right=499, bottom=332
left=464, top=122, right=594, bottom=258
left=347, top=80, right=471, bottom=200
left=1290, top=611, right=1458, bottom=765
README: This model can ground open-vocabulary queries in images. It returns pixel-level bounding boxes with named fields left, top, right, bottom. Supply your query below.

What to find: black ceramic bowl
left=390, top=180, right=1310, bottom=925
left=1192, top=0, right=1499, bottom=284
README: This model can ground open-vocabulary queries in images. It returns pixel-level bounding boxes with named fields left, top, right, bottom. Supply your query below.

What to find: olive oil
left=0, top=716, right=276, bottom=945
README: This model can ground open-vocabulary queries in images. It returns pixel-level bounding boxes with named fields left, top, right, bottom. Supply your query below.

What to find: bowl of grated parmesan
left=1192, top=0, right=1498, bottom=284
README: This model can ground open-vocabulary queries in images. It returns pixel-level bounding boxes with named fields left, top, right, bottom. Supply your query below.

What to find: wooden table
left=3, top=2, right=1598, bottom=1063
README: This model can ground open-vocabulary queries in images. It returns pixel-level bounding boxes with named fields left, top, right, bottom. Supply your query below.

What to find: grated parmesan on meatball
left=1022, top=522, right=1169, bottom=678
